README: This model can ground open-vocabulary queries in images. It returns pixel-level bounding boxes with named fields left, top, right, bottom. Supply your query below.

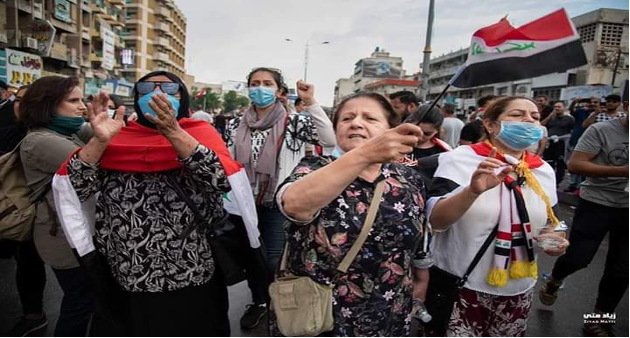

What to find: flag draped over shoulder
left=52, top=118, right=259, bottom=258
left=451, top=8, right=588, bottom=88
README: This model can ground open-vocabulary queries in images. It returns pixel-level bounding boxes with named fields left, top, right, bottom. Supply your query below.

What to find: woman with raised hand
left=273, top=92, right=427, bottom=336
left=56, top=70, right=234, bottom=336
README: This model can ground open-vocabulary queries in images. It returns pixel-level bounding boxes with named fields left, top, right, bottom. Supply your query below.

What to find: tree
left=222, top=90, right=248, bottom=113
left=192, top=88, right=222, bottom=112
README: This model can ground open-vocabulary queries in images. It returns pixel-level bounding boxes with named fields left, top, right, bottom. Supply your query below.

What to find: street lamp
left=285, top=39, right=330, bottom=82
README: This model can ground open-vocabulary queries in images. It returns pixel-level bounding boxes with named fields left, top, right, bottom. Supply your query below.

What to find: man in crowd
left=0, top=81, right=24, bottom=155
left=540, top=114, right=628, bottom=337
left=535, top=94, right=555, bottom=121
left=466, top=94, right=496, bottom=122
left=582, top=94, right=626, bottom=129
left=565, top=97, right=601, bottom=193
left=191, top=105, right=214, bottom=124
left=390, top=90, right=419, bottom=122
left=440, top=102, right=465, bottom=148
left=542, top=101, right=575, bottom=186
left=294, top=97, right=307, bottom=114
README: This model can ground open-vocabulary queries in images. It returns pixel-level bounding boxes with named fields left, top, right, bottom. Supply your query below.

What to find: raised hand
left=469, top=147, right=512, bottom=195
left=296, top=80, right=316, bottom=106
left=87, top=92, right=125, bottom=143
left=356, top=123, right=424, bottom=164
left=144, top=93, right=182, bottom=137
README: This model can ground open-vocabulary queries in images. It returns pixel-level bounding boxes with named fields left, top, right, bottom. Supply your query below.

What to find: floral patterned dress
left=273, top=156, right=427, bottom=336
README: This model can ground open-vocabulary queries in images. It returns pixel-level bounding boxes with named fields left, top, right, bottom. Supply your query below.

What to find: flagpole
left=407, top=65, right=463, bottom=125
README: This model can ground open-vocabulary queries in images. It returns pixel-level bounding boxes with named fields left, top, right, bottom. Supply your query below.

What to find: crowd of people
left=0, top=72, right=627, bottom=337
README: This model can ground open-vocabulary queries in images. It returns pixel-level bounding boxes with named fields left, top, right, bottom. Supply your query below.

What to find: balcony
left=110, top=0, right=125, bottom=5
left=90, top=52, right=103, bottom=63
left=155, top=7, right=170, bottom=18
left=82, top=26, right=91, bottom=40
left=81, top=56, right=91, bottom=68
left=49, top=42, right=68, bottom=61
left=91, top=0, right=107, bottom=14
left=155, top=22, right=169, bottom=32
left=153, top=52, right=170, bottom=62
left=156, top=37, right=169, bottom=47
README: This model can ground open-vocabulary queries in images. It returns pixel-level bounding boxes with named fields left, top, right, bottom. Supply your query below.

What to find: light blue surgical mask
left=496, top=121, right=544, bottom=150
left=138, top=90, right=180, bottom=118
left=331, top=145, right=346, bottom=159
left=248, top=86, right=276, bottom=107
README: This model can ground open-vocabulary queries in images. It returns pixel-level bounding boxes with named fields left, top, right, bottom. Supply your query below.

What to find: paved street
left=1, top=199, right=627, bottom=337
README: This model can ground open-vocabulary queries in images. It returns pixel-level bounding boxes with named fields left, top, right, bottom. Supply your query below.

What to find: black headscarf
left=133, top=70, right=190, bottom=129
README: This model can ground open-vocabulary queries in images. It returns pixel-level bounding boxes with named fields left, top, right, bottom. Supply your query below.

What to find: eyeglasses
left=135, top=81, right=180, bottom=95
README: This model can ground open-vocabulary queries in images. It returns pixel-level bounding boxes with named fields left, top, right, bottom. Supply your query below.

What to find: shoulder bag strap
left=337, top=180, right=386, bottom=273
left=459, top=223, right=499, bottom=287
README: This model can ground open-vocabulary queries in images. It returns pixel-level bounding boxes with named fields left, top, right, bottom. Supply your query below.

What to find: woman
left=57, top=71, right=232, bottom=336
left=427, top=96, right=569, bottom=336
left=400, top=104, right=452, bottom=184
left=106, top=93, right=137, bottom=122
left=18, top=76, right=95, bottom=336
left=224, top=67, right=336, bottom=328
left=275, top=92, right=427, bottom=336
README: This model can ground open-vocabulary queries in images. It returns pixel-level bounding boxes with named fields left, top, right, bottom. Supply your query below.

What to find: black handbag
left=423, top=224, right=498, bottom=336
left=169, top=176, right=253, bottom=286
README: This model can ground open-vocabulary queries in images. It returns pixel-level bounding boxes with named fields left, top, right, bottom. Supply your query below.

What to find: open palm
left=87, top=92, right=125, bottom=143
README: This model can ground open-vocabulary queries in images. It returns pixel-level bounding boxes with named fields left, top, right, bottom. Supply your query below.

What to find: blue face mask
left=248, top=86, right=276, bottom=107
left=496, top=121, right=544, bottom=150
left=138, top=90, right=180, bottom=119
left=331, top=145, right=346, bottom=159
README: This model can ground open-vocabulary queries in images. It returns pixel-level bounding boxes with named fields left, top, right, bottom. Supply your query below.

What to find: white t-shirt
left=426, top=146, right=557, bottom=296
left=441, top=117, right=465, bottom=149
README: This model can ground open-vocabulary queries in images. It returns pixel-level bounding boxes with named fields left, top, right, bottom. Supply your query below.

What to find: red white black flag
left=450, top=9, right=587, bottom=88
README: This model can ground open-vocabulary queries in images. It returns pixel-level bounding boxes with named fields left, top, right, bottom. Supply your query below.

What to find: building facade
left=0, top=0, right=186, bottom=99
left=421, top=8, right=628, bottom=104
left=121, top=0, right=186, bottom=82
left=363, top=79, right=420, bottom=97
left=334, top=47, right=408, bottom=106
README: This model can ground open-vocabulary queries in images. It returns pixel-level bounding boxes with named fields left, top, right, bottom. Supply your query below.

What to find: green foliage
left=223, top=90, right=249, bottom=113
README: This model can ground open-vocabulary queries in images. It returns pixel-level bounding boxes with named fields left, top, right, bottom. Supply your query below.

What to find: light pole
left=419, top=0, right=435, bottom=102
left=285, top=39, right=330, bottom=82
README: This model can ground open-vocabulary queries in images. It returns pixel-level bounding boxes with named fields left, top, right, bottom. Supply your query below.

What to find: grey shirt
left=576, top=118, right=628, bottom=208
left=441, top=117, right=465, bottom=149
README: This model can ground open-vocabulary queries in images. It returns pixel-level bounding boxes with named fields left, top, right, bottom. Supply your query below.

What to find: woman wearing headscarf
left=55, top=71, right=233, bottom=336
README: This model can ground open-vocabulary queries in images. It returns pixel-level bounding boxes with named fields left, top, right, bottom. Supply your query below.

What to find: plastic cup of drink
left=535, top=235, right=565, bottom=250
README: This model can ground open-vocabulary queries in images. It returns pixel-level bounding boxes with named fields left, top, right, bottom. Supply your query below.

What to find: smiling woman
left=270, top=92, right=430, bottom=336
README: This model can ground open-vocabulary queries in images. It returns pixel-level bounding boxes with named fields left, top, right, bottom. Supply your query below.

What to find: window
left=600, top=23, right=624, bottom=46
left=577, top=23, right=596, bottom=43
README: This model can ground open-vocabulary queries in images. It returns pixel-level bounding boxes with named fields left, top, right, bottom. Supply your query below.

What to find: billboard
left=101, top=26, right=116, bottom=71
left=560, top=85, right=614, bottom=101
left=362, top=60, right=402, bottom=79
left=5, top=48, right=43, bottom=87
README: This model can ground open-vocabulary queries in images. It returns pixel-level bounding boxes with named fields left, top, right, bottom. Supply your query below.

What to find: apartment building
left=121, top=0, right=186, bottom=82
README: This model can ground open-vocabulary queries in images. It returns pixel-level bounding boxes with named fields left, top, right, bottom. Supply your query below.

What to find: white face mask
left=107, top=109, right=116, bottom=118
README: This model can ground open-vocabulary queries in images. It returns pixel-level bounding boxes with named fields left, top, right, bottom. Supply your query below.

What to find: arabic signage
left=25, top=20, right=56, bottom=57
left=5, top=49, right=43, bottom=87
left=54, top=0, right=72, bottom=23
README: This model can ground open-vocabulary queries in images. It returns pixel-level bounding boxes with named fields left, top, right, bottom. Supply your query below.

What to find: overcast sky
left=175, top=0, right=628, bottom=106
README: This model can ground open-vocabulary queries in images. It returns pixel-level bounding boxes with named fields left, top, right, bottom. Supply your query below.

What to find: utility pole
left=611, top=47, right=622, bottom=87
left=419, top=0, right=435, bottom=103
left=304, top=40, right=309, bottom=82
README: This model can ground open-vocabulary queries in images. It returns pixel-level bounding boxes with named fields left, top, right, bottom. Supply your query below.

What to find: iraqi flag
left=451, top=9, right=587, bottom=88
left=52, top=119, right=260, bottom=258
